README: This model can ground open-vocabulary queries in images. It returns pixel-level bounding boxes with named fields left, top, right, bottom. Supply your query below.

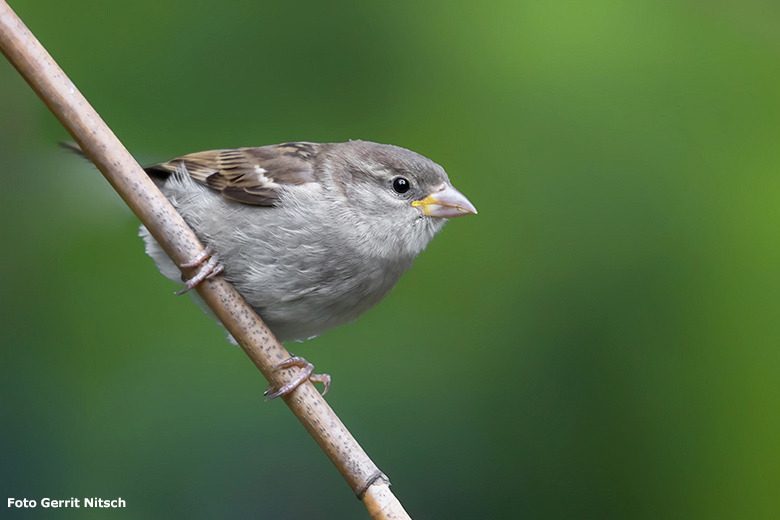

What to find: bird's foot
left=174, top=247, right=224, bottom=295
left=264, top=355, right=331, bottom=401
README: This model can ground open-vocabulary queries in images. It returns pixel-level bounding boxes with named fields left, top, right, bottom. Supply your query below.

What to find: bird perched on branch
left=65, top=140, right=477, bottom=398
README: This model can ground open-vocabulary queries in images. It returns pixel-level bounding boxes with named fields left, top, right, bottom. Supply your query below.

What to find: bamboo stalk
left=0, top=2, right=411, bottom=518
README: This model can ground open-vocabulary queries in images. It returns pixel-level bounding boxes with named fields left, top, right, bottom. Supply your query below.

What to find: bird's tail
left=59, top=141, right=169, bottom=183
left=59, top=141, right=90, bottom=160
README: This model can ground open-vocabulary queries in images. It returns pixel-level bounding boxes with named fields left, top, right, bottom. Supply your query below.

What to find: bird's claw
left=180, top=246, right=213, bottom=268
left=264, top=355, right=331, bottom=401
left=174, top=247, right=224, bottom=295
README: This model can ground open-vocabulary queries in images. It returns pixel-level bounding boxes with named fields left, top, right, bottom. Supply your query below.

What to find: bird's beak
left=412, top=183, right=478, bottom=218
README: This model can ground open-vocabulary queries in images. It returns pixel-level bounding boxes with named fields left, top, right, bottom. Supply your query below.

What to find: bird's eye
left=392, top=177, right=411, bottom=194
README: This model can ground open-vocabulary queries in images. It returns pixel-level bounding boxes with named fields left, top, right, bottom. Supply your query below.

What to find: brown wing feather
left=146, top=142, right=319, bottom=206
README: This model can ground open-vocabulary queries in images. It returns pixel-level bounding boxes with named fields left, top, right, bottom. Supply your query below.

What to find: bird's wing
left=145, top=142, right=319, bottom=206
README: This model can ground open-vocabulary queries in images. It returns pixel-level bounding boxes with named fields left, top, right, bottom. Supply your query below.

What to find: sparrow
left=66, top=140, right=477, bottom=398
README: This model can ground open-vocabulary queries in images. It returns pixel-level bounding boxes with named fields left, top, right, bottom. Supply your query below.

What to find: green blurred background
left=2, top=0, right=779, bottom=518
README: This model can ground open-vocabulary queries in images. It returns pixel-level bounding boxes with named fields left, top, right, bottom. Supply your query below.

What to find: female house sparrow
left=68, top=140, right=477, bottom=396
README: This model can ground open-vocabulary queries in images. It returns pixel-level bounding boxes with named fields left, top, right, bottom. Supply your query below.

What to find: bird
left=65, top=140, right=477, bottom=398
